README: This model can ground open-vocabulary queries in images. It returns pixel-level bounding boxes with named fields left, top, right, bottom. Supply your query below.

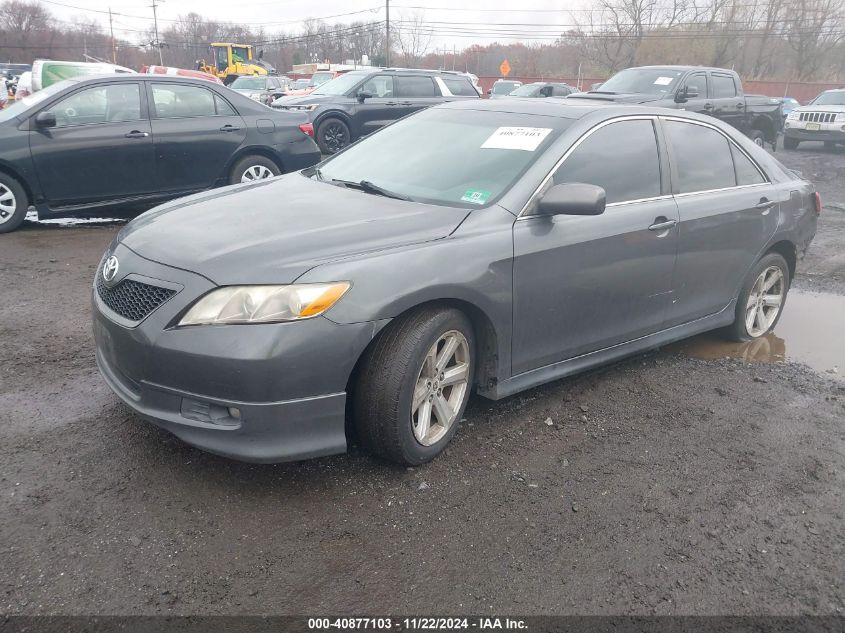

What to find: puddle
left=670, top=290, right=844, bottom=379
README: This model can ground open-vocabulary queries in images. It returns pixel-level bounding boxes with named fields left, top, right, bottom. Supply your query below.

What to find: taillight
left=299, top=123, right=314, bottom=137
left=813, top=191, right=822, bottom=215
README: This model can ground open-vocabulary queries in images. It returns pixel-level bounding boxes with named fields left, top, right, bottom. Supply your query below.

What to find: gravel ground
left=0, top=146, right=843, bottom=616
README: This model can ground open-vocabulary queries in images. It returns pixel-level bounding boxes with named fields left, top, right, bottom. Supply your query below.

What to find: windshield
left=309, top=71, right=335, bottom=87
left=492, top=81, right=520, bottom=95
left=312, top=72, right=367, bottom=96
left=230, top=76, right=267, bottom=90
left=316, top=107, right=570, bottom=208
left=0, top=79, right=73, bottom=123
left=811, top=91, right=845, bottom=106
left=510, top=83, right=542, bottom=97
left=597, top=68, right=684, bottom=95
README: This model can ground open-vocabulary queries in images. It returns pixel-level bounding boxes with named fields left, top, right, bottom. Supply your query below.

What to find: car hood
left=566, top=92, right=664, bottom=104
left=793, top=104, right=845, bottom=113
left=117, top=174, right=470, bottom=286
left=272, top=93, right=339, bottom=106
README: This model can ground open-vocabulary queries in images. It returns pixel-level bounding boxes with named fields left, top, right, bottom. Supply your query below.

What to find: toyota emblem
left=102, top=256, right=119, bottom=283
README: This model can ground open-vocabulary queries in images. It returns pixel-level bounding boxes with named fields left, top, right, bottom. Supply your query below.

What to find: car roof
left=67, top=73, right=221, bottom=86
left=438, top=97, right=728, bottom=123
left=622, top=65, right=736, bottom=74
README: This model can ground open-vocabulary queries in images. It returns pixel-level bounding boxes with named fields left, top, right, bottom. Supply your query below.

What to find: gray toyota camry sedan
left=93, top=100, right=818, bottom=465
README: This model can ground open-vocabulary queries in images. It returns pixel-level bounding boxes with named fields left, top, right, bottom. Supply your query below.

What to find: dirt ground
left=0, top=146, right=843, bottom=617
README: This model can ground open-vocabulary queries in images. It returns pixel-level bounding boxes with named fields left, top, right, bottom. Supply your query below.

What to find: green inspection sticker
left=461, top=189, right=492, bottom=205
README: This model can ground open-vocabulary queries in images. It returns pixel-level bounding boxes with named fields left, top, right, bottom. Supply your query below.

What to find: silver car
left=93, top=100, right=818, bottom=466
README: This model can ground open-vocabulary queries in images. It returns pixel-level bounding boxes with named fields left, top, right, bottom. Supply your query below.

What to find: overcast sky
left=43, top=0, right=589, bottom=49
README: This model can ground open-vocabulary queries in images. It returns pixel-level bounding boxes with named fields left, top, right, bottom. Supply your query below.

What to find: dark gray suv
left=271, top=68, right=479, bottom=154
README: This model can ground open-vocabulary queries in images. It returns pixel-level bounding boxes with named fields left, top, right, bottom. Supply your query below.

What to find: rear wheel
left=725, top=252, right=790, bottom=342
left=783, top=136, right=799, bottom=150
left=0, top=173, right=28, bottom=234
left=229, top=155, right=281, bottom=185
left=316, top=117, right=351, bottom=154
left=353, top=307, right=475, bottom=465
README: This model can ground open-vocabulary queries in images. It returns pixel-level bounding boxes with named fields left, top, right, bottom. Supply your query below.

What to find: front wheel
left=0, top=173, right=29, bottom=234
left=749, top=130, right=765, bottom=147
left=353, top=308, right=475, bottom=465
left=229, top=155, right=281, bottom=185
left=316, top=117, right=351, bottom=154
left=783, top=136, right=799, bottom=150
left=725, top=252, right=790, bottom=342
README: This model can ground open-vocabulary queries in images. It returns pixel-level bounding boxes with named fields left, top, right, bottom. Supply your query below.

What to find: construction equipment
left=197, top=43, right=276, bottom=85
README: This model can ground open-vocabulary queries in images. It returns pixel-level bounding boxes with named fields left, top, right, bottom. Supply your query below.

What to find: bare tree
left=395, top=12, right=433, bottom=67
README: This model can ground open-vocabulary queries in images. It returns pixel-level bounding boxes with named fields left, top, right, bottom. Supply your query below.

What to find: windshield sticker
left=481, top=127, right=552, bottom=152
left=653, top=76, right=674, bottom=86
left=461, top=189, right=492, bottom=205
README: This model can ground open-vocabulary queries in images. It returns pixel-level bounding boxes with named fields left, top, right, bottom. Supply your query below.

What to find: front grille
left=96, top=274, right=176, bottom=323
left=799, top=111, right=837, bottom=123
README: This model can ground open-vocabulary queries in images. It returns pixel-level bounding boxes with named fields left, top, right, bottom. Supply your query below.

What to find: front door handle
left=124, top=130, right=149, bottom=138
left=219, top=125, right=241, bottom=132
left=648, top=218, right=677, bottom=232
left=703, top=103, right=714, bottom=111
left=736, top=102, right=746, bottom=109
left=384, top=102, right=399, bottom=106
left=399, top=101, right=413, bottom=106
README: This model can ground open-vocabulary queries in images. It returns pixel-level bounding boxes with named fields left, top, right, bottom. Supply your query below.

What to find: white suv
left=783, top=89, right=845, bottom=150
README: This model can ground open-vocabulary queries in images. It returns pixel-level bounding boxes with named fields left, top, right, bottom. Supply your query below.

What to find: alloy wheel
left=0, top=183, right=17, bottom=226
left=411, top=330, right=470, bottom=446
left=745, top=265, right=785, bottom=337
left=240, top=165, right=274, bottom=182
left=323, top=123, right=347, bottom=152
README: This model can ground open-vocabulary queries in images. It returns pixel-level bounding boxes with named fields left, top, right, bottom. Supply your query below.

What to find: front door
left=148, top=82, right=246, bottom=192
left=677, top=72, right=710, bottom=115
left=355, top=74, right=401, bottom=137
left=661, top=118, right=780, bottom=326
left=29, top=82, right=156, bottom=206
left=511, top=118, right=679, bottom=375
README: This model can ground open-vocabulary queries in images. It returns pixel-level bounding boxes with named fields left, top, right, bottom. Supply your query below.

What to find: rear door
left=662, top=117, right=780, bottom=326
left=395, top=75, right=442, bottom=115
left=511, top=117, right=679, bottom=374
left=29, top=81, right=156, bottom=206
left=148, top=82, right=247, bottom=192
left=709, top=72, right=746, bottom=129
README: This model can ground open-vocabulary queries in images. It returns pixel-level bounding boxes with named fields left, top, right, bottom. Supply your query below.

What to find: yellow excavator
left=197, top=43, right=277, bottom=85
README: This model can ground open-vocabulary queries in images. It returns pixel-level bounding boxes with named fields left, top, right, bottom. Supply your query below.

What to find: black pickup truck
left=568, top=66, right=783, bottom=150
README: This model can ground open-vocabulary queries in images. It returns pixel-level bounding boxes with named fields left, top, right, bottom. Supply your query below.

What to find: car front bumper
left=92, top=242, right=386, bottom=463
left=784, top=123, right=845, bottom=142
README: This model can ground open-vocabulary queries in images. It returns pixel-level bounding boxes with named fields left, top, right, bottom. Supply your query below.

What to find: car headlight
left=787, top=111, right=799, bottom=120
left=178, top=282, right=351, bottom=326
left=836, top=113, right=845, bottom=122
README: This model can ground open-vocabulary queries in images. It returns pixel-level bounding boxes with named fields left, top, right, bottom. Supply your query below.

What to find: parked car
left=282, top=70, right=346, bottom=97
left=92, top=99, right=818, bottom=466
left=781, top=96, right=800, bottom=119
left=783, top=89, right=845, bottom=150
left=290, top=78, right=310, bottom=90
left=507, top=81, right=577, bottom=98
left=271, top=68, right=479, bottom=154
left=567, top=66, right=783, bottom=149
left=0, top=74, right=320, bottom=233
left=229, top=75, right=289, bottom=106
left=488, top=79, right=522, bottom=99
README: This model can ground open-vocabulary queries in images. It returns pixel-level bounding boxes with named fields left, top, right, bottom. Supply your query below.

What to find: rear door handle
left=755, top=199, right=776, bottom=211
left=124, top=131, right=149, bottom=138
left=648, top=218, right=677, bottom=232
left=385, top=102, right=399, bottom=106
left=399, top=101, right=413, bottom=106
left=736, top=102, right=746, bottom=109
left=219, top=125, right=241, bottom=132
left=703, top=103, right=714, bottom=111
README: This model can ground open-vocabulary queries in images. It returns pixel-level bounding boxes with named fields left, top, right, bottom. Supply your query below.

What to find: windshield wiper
left=327, top=178, right=411, bottom=201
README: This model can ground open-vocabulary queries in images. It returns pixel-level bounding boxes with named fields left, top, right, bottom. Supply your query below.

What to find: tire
left=783, top=136, right=799, bottom=150
left=352, top=307, right=475, bottom=465
left=316, top=117, right=351, bottom=154
left=749, top=129, right=765, bottom=147
left=725, top=252, right=790, bottom=342
left=228, top=155, right=281, bottom=185
left=0, top=172, right=29, bottom=234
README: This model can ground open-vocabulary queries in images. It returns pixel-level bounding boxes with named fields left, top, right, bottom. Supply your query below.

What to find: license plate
left=806, top=122, right=820, bottom=131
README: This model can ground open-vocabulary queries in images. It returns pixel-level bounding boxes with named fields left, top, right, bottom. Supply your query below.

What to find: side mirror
left=356, top=91, right=372, bottom=103
left=487, top=89, right=492, bottom=95
left=591, top=82, right=603, bottom=91
left=534, top=183, right=606, bottom=217
left=675, top=86, right=699, bottom=103
left=34, top=111, right=57, bottom=128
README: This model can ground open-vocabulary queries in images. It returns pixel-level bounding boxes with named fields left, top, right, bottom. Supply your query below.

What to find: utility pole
left=151, top=0, right=163, bottom=65
left=108, top=8, right=116, bottom=64
left=384, top=0, right=390, bottom=67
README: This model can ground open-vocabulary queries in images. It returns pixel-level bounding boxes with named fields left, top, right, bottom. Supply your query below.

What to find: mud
left=1, top=147, right=843, bottom=616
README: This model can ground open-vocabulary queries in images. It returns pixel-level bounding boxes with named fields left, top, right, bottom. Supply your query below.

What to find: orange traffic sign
left=499, top=59, right=511, bottom=77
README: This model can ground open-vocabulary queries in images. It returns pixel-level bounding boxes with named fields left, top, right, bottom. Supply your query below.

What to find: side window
left=711, top=74, right=737, bottom=98
left=552, top=119, right=662, bottom=204
left=552, top=85, right=572, bottom=96
left=152, top=84, right=216, bottom=118
left=684, top=73, right=706, bottom=97
left=396, top=76, right=437, bottom=98
left=442, top=77, right=476, bottom=96
left=215, top=94, right=237, bottom=116
left=46, top=83, right=141, bottom=127
left=665, top=120, right=736, bottom=192
left=360, top=75, right=394, bottom=98
left=731, top=144, right=765, bottom=185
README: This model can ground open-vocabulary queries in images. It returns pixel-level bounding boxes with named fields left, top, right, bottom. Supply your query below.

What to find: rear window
left=442, top=77, right=477, bottom=96
left=665, top=120, right=736, bottom=193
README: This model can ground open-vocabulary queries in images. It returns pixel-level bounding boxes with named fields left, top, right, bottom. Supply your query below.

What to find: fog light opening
left=228, top=407, right=242, bottom=420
